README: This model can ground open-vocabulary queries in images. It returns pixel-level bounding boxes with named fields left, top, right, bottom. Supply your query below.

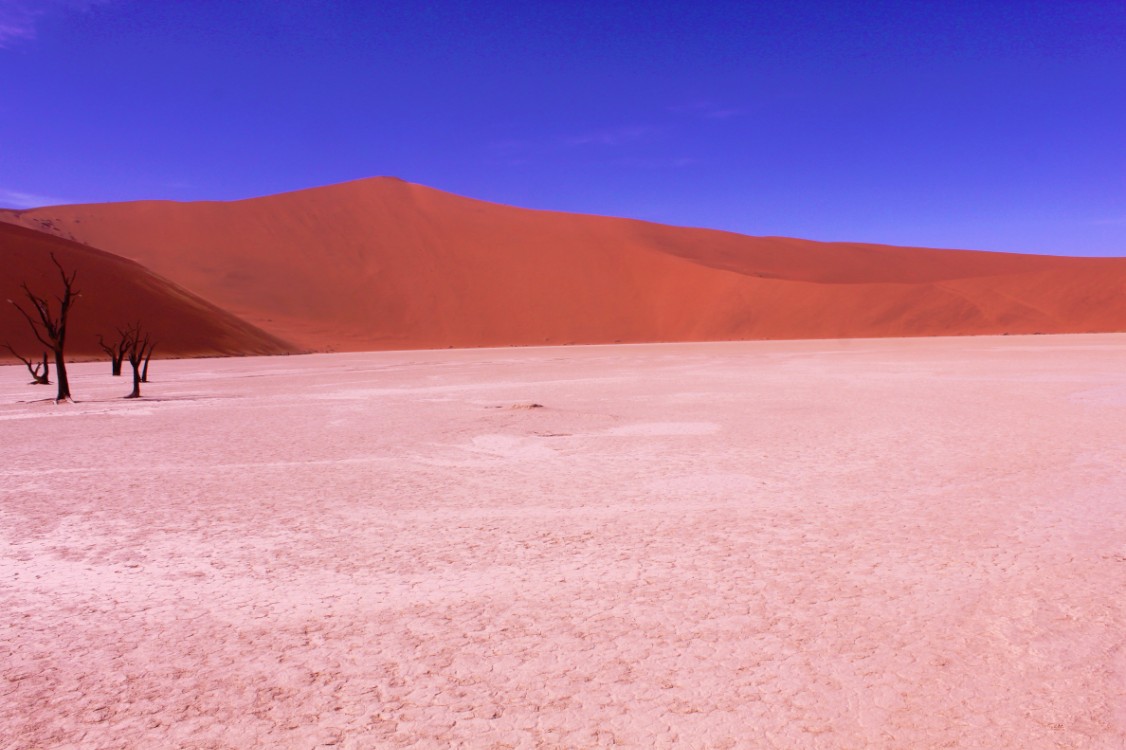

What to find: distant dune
left=0, top=222, right=298, bottom=361
left=3, top=177, right=1125, bottom=352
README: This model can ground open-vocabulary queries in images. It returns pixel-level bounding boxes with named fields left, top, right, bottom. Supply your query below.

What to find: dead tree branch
left=3, top=343, right=50, bottom=385
left=7, top=253, right=78, bottom=401
left=122, top=322, right=155, bottom=399
left=97, top=332, right=129, bottom=376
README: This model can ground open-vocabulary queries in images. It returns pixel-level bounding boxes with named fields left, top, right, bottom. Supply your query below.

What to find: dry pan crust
left=2, top=334, right=1125, bottom=748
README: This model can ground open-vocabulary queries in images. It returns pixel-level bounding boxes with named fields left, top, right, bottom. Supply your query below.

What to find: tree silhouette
left=8, top=254, right=78, bottom=402
left=141, top=341, right=156, bottom=383
left=122, top=323, right=156, bottom=398
left=97, top=332, right=129, bottom=376
left=2, top=344, right=50, bottom=385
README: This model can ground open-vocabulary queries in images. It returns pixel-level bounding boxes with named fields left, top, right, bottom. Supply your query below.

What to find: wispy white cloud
left=0, top=0, right=36, bottom=46
left=0, top=21, right=33, bottom=45
left=0, top=0, right=113, bottom=48
left=0, top=188, right=66, bottom=208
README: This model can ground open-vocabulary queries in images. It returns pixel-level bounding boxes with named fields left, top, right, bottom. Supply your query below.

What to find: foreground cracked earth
left=2, top=335, right=1125, bottom=749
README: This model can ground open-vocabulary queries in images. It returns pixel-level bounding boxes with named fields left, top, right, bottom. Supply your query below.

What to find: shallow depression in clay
left=2, top=334, right=1125, bottom=749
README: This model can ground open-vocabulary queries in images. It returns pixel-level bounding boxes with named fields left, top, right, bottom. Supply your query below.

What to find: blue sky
left=1, top=0, right=1123, bottom=255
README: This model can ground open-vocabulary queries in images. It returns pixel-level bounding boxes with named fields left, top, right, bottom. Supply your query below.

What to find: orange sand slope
left=0, top=222, right=298, bottom=360
left=3, top=177, right=1125, bottom=351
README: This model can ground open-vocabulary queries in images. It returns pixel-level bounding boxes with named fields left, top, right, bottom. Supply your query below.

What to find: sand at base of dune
left=2, top=334, right=1125, bottom=749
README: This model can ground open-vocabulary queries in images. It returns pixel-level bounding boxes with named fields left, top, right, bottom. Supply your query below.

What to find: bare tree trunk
left=141, top=341, right=156, bottom=383
left=127, top=360, right=142, bottom=398
left=9, top=254, right=78, bottom=402
left=98, top=333, right=126, bottom=376
left=53, top=347, right=71, bottom=399
left=123, top=323, right=150, bottom=399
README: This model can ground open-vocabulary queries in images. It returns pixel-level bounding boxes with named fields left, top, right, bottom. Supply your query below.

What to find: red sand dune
left=0, top=222, right=297, bottom=361
left=3, top=177, right=1125, bottom=352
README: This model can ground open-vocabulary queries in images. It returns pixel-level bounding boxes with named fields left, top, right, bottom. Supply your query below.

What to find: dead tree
left=3, top=344, right=50, bottom=385
left=122, top=323, right=155, bottom=399
left=141, top=340, right=156, bottom=383
left=97, top=332, right=129, bottom=376
left=8, top=254, right=78, bottom=402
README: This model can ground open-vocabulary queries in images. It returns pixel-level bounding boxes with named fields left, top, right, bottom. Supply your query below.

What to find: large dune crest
left=3, top=177, right=1125, bottom=352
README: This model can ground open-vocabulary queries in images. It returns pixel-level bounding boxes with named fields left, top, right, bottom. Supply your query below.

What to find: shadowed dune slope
left=0, top=223, right=299, bottom=361
left=3, top=177, right=1125, bottom=351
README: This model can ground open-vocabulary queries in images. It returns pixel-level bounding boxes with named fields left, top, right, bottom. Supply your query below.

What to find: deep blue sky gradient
left=1, top=0, right=1124, bottom=255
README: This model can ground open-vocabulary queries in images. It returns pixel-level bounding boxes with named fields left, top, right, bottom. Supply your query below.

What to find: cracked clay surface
left=2, top=335, right=1125, bottom=749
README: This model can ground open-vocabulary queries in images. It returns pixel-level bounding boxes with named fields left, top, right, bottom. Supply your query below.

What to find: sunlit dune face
left=4, top=178, right=1125, bottom=355
left=0, top=222, right=296, bottom=360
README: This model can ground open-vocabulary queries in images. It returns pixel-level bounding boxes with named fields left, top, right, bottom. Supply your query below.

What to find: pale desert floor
left=2, top=334, right=1125, bottom=750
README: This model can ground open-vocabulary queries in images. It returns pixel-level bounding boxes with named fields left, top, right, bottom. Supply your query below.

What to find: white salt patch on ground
left=2, top=334, right=1126, bottom=749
